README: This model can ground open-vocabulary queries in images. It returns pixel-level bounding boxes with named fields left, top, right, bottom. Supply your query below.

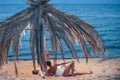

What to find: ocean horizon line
left=0, top=3, right=120, bottom=5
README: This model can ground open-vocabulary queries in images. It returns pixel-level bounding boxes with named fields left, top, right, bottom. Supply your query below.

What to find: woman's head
left=46, top=61, right=51, bottom=67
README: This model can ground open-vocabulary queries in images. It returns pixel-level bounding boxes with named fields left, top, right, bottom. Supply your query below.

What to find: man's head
left=46, top=61, right=51, bottom=67
left=48, top=49, right=50, bottom=53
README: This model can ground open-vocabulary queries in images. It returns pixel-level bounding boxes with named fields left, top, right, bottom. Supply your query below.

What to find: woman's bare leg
left=63, top=61, right=75, bottom=76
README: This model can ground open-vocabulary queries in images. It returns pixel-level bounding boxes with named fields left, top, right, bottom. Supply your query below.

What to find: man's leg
left=63, top=61, right=75, bottom=76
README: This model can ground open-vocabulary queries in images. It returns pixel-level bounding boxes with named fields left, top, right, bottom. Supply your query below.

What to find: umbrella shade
left=0, top=0, right=106, bottom=75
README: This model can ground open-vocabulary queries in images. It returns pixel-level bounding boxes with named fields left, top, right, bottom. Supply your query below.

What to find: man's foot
left=90, top=70, right=93, bottom=74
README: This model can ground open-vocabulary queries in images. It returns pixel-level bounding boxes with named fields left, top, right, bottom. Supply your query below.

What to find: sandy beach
left=0, top=58, right=120, bottom=80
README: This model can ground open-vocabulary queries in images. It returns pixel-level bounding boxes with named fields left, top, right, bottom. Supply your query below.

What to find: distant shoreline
left=8, top=57, right=120, bottom=61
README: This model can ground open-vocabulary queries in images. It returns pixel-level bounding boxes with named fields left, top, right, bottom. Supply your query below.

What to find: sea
left=0, top=3, right=120, bottom=59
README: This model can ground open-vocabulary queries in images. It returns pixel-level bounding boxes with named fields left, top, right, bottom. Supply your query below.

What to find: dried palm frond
left=0, top=0, right=106, bottom=75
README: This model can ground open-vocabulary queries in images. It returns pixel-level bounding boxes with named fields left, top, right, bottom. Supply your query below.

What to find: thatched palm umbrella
left=0, top=0, right=106, bottom=75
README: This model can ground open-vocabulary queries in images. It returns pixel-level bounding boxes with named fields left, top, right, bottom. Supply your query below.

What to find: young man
left=46, top=61, right=75, bottom=76
left=46, top=49, right=51, bottom=58
left=32, top=60, right=92, bottom=77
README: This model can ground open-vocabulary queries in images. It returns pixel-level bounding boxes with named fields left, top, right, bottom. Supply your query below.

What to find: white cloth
left=55, top=66, right=64, bottom=76
left=38, top=70, right=45, bottom=77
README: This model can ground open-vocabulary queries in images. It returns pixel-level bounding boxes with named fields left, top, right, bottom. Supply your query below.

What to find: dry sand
left=0, top=58, right=120, bottom=80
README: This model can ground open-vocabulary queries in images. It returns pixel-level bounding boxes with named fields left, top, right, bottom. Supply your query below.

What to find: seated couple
left=33, top=61, right=92, bottom=77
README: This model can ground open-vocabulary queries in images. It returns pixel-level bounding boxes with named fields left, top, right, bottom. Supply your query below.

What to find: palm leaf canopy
left=0, top=0, right=106, bottom=73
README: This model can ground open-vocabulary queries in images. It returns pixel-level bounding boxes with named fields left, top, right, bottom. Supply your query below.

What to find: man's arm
left=45, top=69, right=54, bottom=76
left=56, top=61, right=74, bottom=66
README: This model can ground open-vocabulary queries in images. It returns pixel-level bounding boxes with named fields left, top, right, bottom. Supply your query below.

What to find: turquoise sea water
left=0, top=4, right=120, bottom=59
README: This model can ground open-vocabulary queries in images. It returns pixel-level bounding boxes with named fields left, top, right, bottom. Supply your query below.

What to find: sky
left=0, top=0, right=120, bottom=4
